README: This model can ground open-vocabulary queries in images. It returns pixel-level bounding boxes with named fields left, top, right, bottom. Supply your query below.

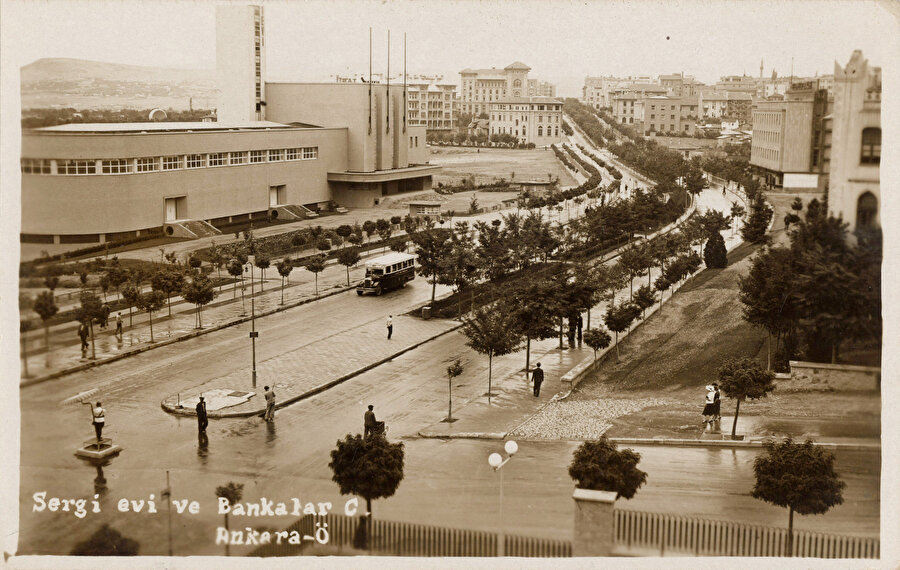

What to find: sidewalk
left=160, top=314, right=461, bottom=418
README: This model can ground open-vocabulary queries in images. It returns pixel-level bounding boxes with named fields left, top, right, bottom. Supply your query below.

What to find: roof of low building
left=33, top=121, right=300, bottom=134
left=504, top=61, right=532, bottom=70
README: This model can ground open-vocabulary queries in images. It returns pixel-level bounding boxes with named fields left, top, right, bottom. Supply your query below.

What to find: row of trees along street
left=739, top=197, right=882, bottom=369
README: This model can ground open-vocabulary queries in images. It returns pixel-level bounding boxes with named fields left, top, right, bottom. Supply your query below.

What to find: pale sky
left=1, top=0, right=896, bottom=96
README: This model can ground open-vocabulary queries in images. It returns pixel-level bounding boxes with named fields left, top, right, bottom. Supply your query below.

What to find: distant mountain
left=20, top=58, right=216, bottom=110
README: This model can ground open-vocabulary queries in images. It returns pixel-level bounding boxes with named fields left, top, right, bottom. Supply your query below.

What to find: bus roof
left=365, top=252, right=417, bottom=267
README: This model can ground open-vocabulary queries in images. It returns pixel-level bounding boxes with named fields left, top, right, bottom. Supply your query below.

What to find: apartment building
left=459, top=62, right=531, bottom=116
left=527, top=79, right=557, bottom=97
left=634, top=96, right=699, bottom=136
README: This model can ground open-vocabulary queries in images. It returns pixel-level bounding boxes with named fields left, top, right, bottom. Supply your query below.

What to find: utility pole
left=249, top=263, right=258, bottom=388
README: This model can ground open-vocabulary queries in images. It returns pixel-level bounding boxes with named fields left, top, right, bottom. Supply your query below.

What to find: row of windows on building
left=20, top=147, right=319, bottom=175
left=491, top=125, right=559, bottom=137
left=752, top=146, right=780, bottom=162
left=491, top=114, right=560, bottom=123
left=492, top=104, right=561, bottom=112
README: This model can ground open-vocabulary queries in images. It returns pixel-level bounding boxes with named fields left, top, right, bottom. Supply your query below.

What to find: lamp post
left=245, top=262, right=257, bottom=388
left=488, top=439, right=518, bottom=557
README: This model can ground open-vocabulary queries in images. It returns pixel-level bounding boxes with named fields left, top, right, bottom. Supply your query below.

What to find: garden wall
left=777, top=361, right=881, bottom=392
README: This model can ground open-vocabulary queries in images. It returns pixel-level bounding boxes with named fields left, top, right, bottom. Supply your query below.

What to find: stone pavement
left=161, top=314, right=461, bottom=418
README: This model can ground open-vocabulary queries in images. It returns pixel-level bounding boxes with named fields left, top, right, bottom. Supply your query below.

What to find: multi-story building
left=488, top=97, right=564, bottom=146
left=828, top=50, right=880, bottom=232
left=527, top=79, right=556, bottom=97
left=20, top=5, right=437, bottom=248
left=610, top=84, right=668, bottom=126
left=633, top=96, right=699, bottom=136
left=659, top=73, right=702, bottom=97
left=699, top=91, right=753, bottom=123
left=583, top=76, right=623, bottom=110
left=459, top=62, right=531, bottom=116
left=750, top=79, right=832, bottom=190
left=407, top=81, right=456, bottom=131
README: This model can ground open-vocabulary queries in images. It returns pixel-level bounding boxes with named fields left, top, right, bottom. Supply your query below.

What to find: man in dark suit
left=196, top=396, right=208, bottom=432
left=364, top=405, right=377, bottom=437
left=532, top=363, right=544, bottom=397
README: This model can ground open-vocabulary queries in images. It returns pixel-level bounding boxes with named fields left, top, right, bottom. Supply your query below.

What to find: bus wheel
left=375, top=287, right=383, bottom=296
left=357, top=291, right=363, bottom=296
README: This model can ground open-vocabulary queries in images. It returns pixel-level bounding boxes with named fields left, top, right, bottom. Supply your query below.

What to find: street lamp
left=488, top=439, right=518, bottom=557
left=245, top=262, right=258, bottom=388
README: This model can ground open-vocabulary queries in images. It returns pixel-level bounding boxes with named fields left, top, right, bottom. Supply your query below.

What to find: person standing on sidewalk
left=263, top=386, right=276, bottom=422
left=712, top=383, right=722, bottom=424
left=78, top=322, right=89, bottom=355
left=702, top=385, right=717, bottom=429
left=196, top=396, right=209, bottom=432
left=386, top=315, right=393, bottom=340
left=115, top=312, right=123, bottom=341
left=531, top=363, right=544, bottom=397
left=364, top=405, right=377, bottom=437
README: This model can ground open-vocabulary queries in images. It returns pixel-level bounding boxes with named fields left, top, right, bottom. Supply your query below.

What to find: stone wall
left=777, top=360, right=881, bottom=392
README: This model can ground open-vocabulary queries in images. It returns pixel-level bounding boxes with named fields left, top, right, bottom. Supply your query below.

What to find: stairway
left=164, top=219, right=222, bottom=239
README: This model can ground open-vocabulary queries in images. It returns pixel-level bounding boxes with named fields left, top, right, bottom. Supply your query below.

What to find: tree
left=336, top=248, right=361, bottom=286
left=739, top=247, right=797, bottom=370
left=137, top=290, right=167, bottom=342
left=703, top=230, right=728, bottom=268
left=729, top=202, right=746, bottom=236
left=604, top=302, right=640, bottom=362
left=226, top=259, right=243, bottom=300
left=151, top=268, right=185, bottom=317
left=752, top=438, right=846, bottom=557
left=411, top=226, right=451, bottom=307
left=182, top=275, right=217, bottom=329
left=717, top=357, right=776, bottom=438
left=254, top=254, right=271, bottom=291
left=276, top=260, right=294, bottom=304
left=33, top=291, right=59, bottom=349
left=742, top=194, right=773, bottom=244
left=215, top=482, right=244, bottom=557
left=329, top=433, right=405, bottom=549
left=618, top=245, right=649, bottom=300
left=74, top=291, right=103, bottom=359
left=188, top=255, right=202, bottom=273
left=439, top=230, right=480, bottom=318
left=583, top=327, right=612, bottom=361
left=122, top=283, right=141, bottom=327
left=632, top=285, right=656, bottom=319
left=654, top=274, right=671, bottom=309
left=444, top=359, right=463, bottom=422
left=505, top=281, right=558, bottom=379
left=71, top=524, right=139, bottom=556
left=568, top=436, right=647, bottom=499
left=461, top=306, right=523, bottom=398
left=104, top=264, right=128, bottom=303
left=304, top=254, right=327, bottom=297
left=362, top=220, right=377, bottom=242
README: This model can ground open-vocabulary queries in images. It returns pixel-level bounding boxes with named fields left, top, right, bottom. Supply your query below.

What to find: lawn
left=429, top=146, right=578, bottom=188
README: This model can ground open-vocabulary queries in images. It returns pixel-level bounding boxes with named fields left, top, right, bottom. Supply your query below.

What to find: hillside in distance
left=21, top=58, right=216, bottom=110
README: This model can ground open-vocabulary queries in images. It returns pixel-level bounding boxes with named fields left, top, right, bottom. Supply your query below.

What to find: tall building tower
left=216, top=5, right=266, bottom=123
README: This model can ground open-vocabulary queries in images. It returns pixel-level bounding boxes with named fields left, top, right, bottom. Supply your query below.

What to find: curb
left=413, top=432, right=881, bottom=451
left=161, top=321, right=466, bottom=419
left=21, top=284, right=356, bottom=388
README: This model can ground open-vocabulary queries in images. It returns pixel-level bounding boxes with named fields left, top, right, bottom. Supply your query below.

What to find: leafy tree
left=316, top=238, right=332, bottom=252
left=604, top=302, right=640, bottom=361
left=742, top=193, right=773, bottom=244
left=215, top=482, right=244, bottom=556
left=71, top=524, right=139, bottom=556
left=151, top=268, right=185, bottom=317
left=348, top=233, right=364, bottom=247
left=653, top=274, right=671, bottom=309
left=304, top=254, right=327, bottom=297
left=729, top=202, right=746, bottom=236
left=505, top=281, right=558, bottom=378
left=103, top=264, right=128, bottom=303
left=122, top=284, right=141, bottom=327
left=717, top=357, right=775, bottom=438
left=445, top=359, right=463, bottom=422
left=254, top=254, right=271, bottom=291
left=33, top=291, right=59, bottom=349
left=276, top=260, right=294, bottom=304
left=188, top=255, right=202, bottom=273
left=137, top=290, right=167, bottom=343
left=439, top=229, right=480, bottom=318
left=461, top=306, right=523, bottom=398
left=618, top=245, right=649, bottom=300
left=336, top=248, right=361, bottom=286
left=411, top=226, right=452, bottom=307
left=752, top=438, right=845, bottom=557
left=44, top=274, right=60, bottom=291
left=703, top=230, right=728, bottom=268
left=335, top=224, right=353, bottom=240
left=226, top=259, right=243, bottom=300
left=568, top=436, right=647, bottom=499
left=583, top=327, right=612, bottom=361
left=390, top=215, right=402, bottom=225
left=181, top=275, right=217, bottom=329
left=632, top=285, right=656, bottom=318
left=739, top=247, right=797, bottom=369
left=362, top=220, right=377, bottom=242
left=329, top=433, right=405, bottom=549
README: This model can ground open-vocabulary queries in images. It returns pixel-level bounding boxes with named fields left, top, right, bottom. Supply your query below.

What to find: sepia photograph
left=1, top=0, right=896, bottom=567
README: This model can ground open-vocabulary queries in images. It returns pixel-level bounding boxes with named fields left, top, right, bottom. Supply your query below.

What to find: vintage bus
left=356, top=252, right=416, bottom=296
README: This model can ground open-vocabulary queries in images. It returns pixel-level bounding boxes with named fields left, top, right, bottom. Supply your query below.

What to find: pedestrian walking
left=84, top=401, right=106, bottom=442
left=263, top=385, right=276, bottom=422
left=386, top=315, right=393, bottom=340
left=196, top=396, right=209, bottom=432
left=531, top=363, right=544, bottom=397
left=712, top=383, right=722, bottom=423
left=78, top=322, right=89, bottom=354
left=115, top=312, right=123, bottom=341
left=702, top=385, right=717, bottom=429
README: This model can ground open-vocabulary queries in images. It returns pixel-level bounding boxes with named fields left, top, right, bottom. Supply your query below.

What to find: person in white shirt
left=386, top=315, right=393, bottom=340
